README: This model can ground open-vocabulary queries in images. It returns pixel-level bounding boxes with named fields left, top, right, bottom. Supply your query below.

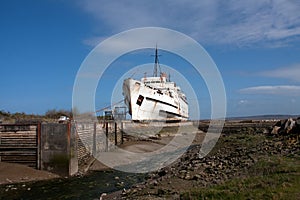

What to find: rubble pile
left=271, top=117, right=300, bottom=136
left=122, top=118, right=300, bottom=199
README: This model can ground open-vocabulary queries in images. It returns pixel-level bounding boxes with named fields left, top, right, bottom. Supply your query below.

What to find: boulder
left=296, top=117, right=300, bottom=126
left=271, top=117, right=300, bottom=137
left=271, top=126, right=281, bottom=135
left=285, top=118, right=296, bottom=133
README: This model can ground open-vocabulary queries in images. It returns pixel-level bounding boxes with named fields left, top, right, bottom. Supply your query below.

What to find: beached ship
left=122, top=47, right=189, bottom=121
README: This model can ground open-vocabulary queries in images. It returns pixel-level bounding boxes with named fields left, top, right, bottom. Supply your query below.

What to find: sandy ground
left=89, top=139, right=170, bottom=171
left=89, top=131, right=205, bottom=171
left=0, top=162, right=59, bottom=185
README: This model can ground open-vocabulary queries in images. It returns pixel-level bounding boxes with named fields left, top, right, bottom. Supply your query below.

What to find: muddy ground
left=0, top=162, right=59, bottom=185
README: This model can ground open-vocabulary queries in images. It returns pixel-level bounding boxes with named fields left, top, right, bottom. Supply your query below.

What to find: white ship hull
left=123, top=78, right=188, bottom=121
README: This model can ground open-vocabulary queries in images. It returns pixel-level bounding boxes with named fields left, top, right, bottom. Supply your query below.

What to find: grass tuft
left=180, top=155, right=300, bottom=200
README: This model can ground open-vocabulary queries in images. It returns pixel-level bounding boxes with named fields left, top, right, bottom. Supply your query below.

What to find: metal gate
left=0, top=124, right=40, bottom=169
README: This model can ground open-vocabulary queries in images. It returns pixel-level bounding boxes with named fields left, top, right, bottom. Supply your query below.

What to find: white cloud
left=260, top=64, right=300, bottom=82
left=77, top=0, right=300, bottom=47
left=239, top=85, right=300, bottom=96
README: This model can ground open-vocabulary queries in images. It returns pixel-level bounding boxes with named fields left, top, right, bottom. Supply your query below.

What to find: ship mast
left=153, top=46, right=161, bottom=77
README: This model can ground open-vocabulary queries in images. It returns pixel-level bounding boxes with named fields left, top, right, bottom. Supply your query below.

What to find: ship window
left=136, top=95, right=144, bottom=106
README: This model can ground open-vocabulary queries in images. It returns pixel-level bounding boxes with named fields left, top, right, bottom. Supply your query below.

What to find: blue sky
left=1, top=0, right=300, bottom=119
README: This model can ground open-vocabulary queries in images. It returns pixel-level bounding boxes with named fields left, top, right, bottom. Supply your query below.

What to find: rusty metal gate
left=0, top=124, right=40, bottom=169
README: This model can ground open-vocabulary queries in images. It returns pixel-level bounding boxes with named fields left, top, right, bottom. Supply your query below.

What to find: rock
left=262, top=128, right=269, bottom=134
left=130, top=189, right=137, bottom=194
left=149, top=180, right=158, bottom=186
left=274, top=120, right=282, bottom=127
left=157, top=188, right=166, bottom=196
left=271, top=118, right=300, bottom=136
left=285, top=118, right=296, bottom=133
left=99, top=193, right=107, bottom=200
left=296, top=117, right=300, bottom=125
left=274, top=141, right=283, bottom=147
left=158, top=169, right=167, bottom=177
left=192, top=174, right=201, bottom=180
left=184, top=174, right=191, bottom=180
left=271, top=126, right=281, bottom=134
left=116, top=182, right=124, bottom=187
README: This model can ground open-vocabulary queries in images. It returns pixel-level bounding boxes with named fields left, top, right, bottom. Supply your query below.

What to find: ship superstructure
left=122, top=48, right=188, bottom=121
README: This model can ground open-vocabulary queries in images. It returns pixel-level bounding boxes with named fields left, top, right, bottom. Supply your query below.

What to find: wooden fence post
left=93, top=122, right=96, bottom=156
left=105, top=122, right=108, bottom=151
left=121, top=122, right=124, bottom=144
left=37, top=123, right=41, bottom=170
left=114, top=122, right=117, bottom=145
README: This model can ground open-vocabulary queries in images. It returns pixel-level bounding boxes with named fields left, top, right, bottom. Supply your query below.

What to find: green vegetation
left=0, top=110, right=44, bottom=123
left=0, top=109, right=112, bottom=123
left=0, top=109, right=73, bottom=123
left=180, top=155, right=300, bottom=200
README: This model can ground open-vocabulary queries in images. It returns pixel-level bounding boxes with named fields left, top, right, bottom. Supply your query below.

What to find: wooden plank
left=0, top=146, right=38, bottom=149
left=0, top=124, right=39, bottom=169
left=0, top=138, right=36, bottom=141
left=0, top=151, right=36, bottom=156
left=1, top=156, right=36, bottom=161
